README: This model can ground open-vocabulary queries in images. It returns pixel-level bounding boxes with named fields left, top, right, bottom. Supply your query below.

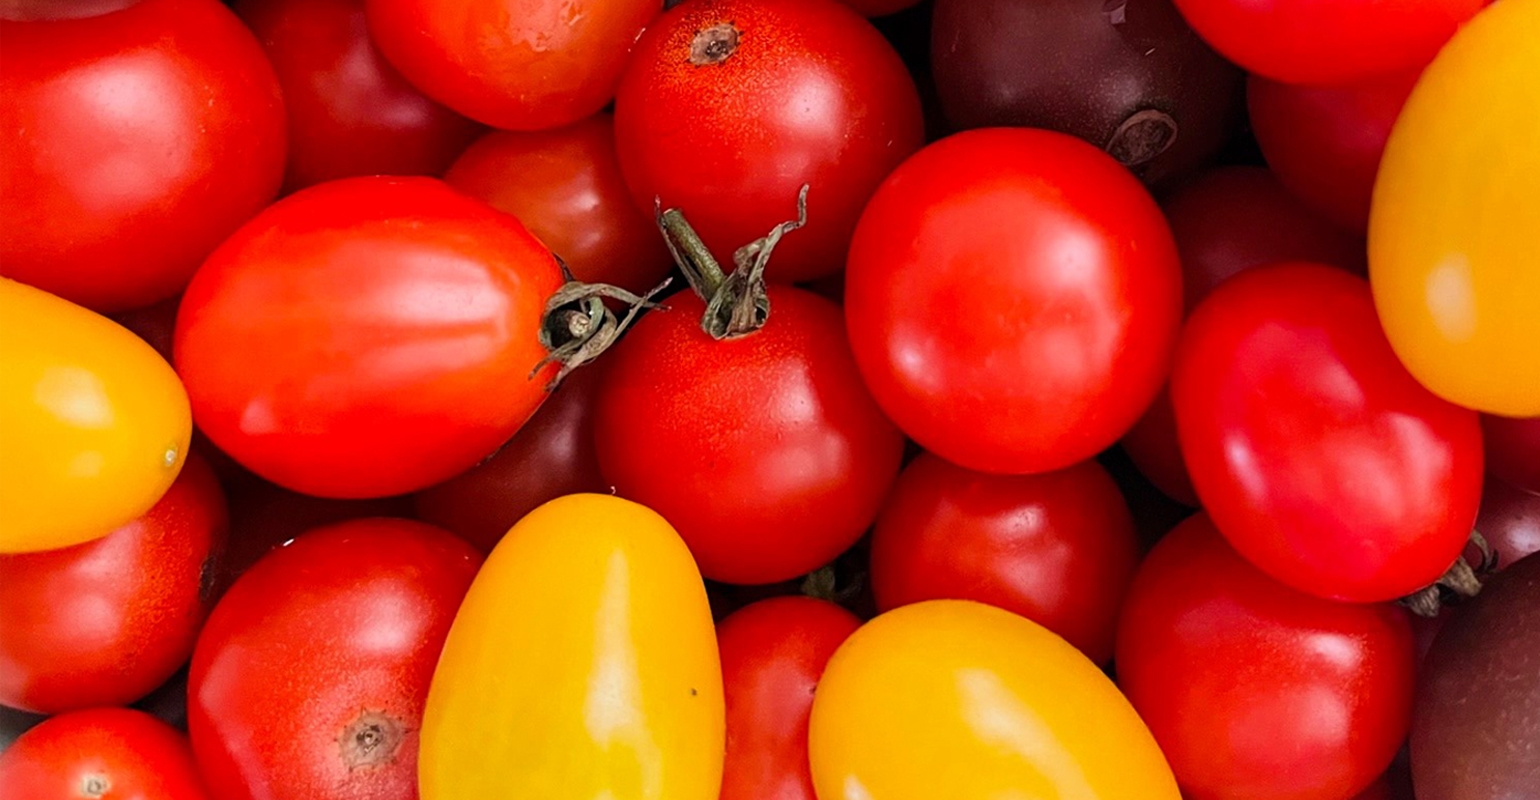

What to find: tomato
left=189, top=518, right=480, bottom=800
left=1116, top=514, right=1416, bottom=800
left=174, top=176, right=565, bottom=499
left=717, top=596, right=860, bottom=800
left=1477, top=477, right=1540, bottom=570
left=421, top=494, right=723, bottom=800
left=1170, top=0, right=1485, bottom=85
left=614, top=0, right=924, bottom=282
left=869, top=453, right=1138, bottom=664
left=840, top=0, right=920, bottom=16
left=0, top=0, right=285, bottom=312
left=444, top=115, right=672, bottom=292
left=235, top=0, right=483, bottom=191
left=846, top=128, right=1182, bottom=476
left=810, top=600, right=1180, bottom=799
left=595, top=285, right=904, bottom=585
left=1482, top=414, right=1540, bottom=495
left=0, top=708, right=210, bottom=800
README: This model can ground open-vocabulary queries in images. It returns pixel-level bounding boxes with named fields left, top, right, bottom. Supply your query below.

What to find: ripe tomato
left=189, top=518, right=480, bottom=800
left=717, top=596, right=860, bottom=800
left=0, top=708, right=210, bottom=800
left=444, top=115, right=672, bottom=292
left=0, top=0, right=285, bottom=312
left=846, top=128, right=1182, bottom=476
left=1477, top=477, right=1540, bottom=570
left=614, top=0, right=924, bottom=282
left=1118, top=514, right=1416, bottom=800
left=175, top=176, right=564, bottom=499
left=1482, top=415, right=1540, bottom=495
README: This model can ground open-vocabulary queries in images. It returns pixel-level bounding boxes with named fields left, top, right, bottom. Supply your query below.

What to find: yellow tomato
left=809, top=600, right=1181, bottom=800
left=0, top=279, right=190, bottom=552
left=419, top=493, right=723, bottom=800
left=1369, top=0, right=1540, bottom=416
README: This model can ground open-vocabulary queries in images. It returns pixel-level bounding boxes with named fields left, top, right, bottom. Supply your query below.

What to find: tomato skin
left=1116, top=514, right=1416, bottom=800
left=614, top=0, right=924, bottom=282
left=839, top=0, right=920, bottom=16
left=1482, top=415, right=1540, bottom=495
left=594, top=286, right=905, bottom=585
left=0, top=708, right=210, bottom=800
left=1477, top=477, right=1540, bottom=571
left=174, top=176, right=564, bottom=499
left=0, top=0, right=285, bottom=312
left=846, top=128, right=1182, bottom=476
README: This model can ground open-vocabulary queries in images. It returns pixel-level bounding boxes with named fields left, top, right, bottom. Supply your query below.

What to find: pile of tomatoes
left=2, top=0, right=1539, bottom=798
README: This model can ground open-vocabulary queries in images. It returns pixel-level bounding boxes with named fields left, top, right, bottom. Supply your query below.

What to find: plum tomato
left=0, top=707, right=210, bottom=800
left=1481, top=414, right=1540, bottom=495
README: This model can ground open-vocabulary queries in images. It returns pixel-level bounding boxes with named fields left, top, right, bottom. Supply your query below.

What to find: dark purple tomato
left=1477, top=477, right=1540, bottom=570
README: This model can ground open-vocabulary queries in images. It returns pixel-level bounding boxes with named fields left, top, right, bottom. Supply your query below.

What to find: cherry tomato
left=614, top=0, right=924, bottom=282
left=189, top=518, right=480, bottom=800
left=0, top=0, right=285, bottom=312
left=0, top=707, right=210, bottom=800
left=1482, top=414, right=1540, bottom=495
left=1116, top=513, right=1416, bottom=800
left=846, top=128, right=1182, bottom=476
left=1477, top=477, right=1540, bottom=571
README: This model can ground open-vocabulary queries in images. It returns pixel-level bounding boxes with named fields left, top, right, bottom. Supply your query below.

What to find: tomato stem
left=532, top=258, right=673, bottom=387
left=1399, top=530, right=1491, bottom=618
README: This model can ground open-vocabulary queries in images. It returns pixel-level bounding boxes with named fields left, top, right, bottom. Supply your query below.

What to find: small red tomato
left=869, top=454, right=1139, bottom=664
left=614, top=0, right=924, bottom=282
left=0, top=707, right=211, bottom=800
left=189, top=518, right=481, bottom=800
left=718, top=596, right=861, bottom=800
left=1477, top=477, right=1540, bottom=570
left=1116, top=513, right=1416, bottom=800
left=1482, top=414, right=1540, bottom=495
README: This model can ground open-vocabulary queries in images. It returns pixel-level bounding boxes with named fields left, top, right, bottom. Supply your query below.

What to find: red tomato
left=0, top=707, right=210, bottom=800
left=174, top=176, right=564, bottom=499
left=364, top=0, right=658, bottom=130
left=1481, top=414, right=1540, bottom=495
left=869, top=453, right=1139, bottom=664
left=235, top=0, right=483, bottom=191
left=1172, top=263, right=1484, bottom=602
left=718, top=596, right=861, bottom=800
left=1116, top=513, right=1416, bottom=800
left=1477, top=477, right=1540, bottom=571
left=189, top=519, right=480, bottom=800
left=614, top=0, right=924, bottom=282
left=1170, top=0, right=1485, bottom=85
left=594, top=285, right=904, bottom=585
left=1249, top=71, right=1419, bottom=235
left=846, top=128, right=1182, bottom=476
left=0, top=455, right=226, bottom=714
left=0, top=0, right=285, bottom=313
left=444, top=115, right=671, bottom=293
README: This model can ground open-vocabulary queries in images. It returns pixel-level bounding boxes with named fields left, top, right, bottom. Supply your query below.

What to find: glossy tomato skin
left=0, top=708, right=210, bottom=800
left=846, top=128, right=1182, bottom=476
left=615, top=0, right=924, bottom=282
left=1116, top=514, right=1416, bottom=800
left=595, top=286, right=905, bottom=585
left=1482, top=415, right=1540, bottom=495
left=1173, top=263, right=1483, bottom=602
left=1477, top=477, right=1540, bottom=570
left=175, top=176, right=564, bottom=499
left=444, top=115, right=671, bottom=292
left=189, top=518, right=480, bottom=800
left=0, top=0, right=285, bottom=312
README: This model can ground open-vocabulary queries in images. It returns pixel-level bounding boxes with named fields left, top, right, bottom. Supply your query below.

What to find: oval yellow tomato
left=809, top=600, right=1181, bottom=800
left=419, top=493, right=723, bottom=800
left=1369, top=0, right=1540, bottom=417
left=0, top=279, right=190, bottom=552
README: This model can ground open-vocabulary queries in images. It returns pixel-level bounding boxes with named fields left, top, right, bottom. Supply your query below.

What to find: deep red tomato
left=1172, top=263, right=1484, bottom=602
left=718, top=596, right=861, bottom=800
left=1482, top=414, right=1540, bottom=495
left=235, top=0, right=483, bottom=191
left=0, top=0, right=285, bottom=313
left=444, top=115, right=672, bottom=293
left=869, top=453, right=1139, bottom=664
left=189, top=518, right=480, bottom=800
left=0, top=707, right=210, bottom=800
left=0, top=455, right=226, bottom=714
left=1477, top=477, right=1540, bottom=570
left=174, top=176, right=565, bottom=499
left=1116, top=513, right=1416, bottom=800
left=595, top=285, right=904, bottom=585
left=845, top=128, right=1182, bottom=476
left=614, top=0, right=924, bottom=282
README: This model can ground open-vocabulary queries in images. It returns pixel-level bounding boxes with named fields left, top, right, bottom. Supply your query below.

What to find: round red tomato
left=189, top=518, right=480, bottom=800
left=718, top=596, right=861, bottom=800
left=1482, top=414, right=1540, bottom=495
left=174, top=176, right=564, bottom=499
left=614, top=0, right=924, bottom=282
left=845, top=128, right=1182, bottom=476
left=0, top=0, right=286, bottom=313
left=235, top=0, right=483, bottom=191
left=1172, top=263, right=1484, bottom=602
left=0, top=707, right=210, bottom=800
left=869, top=453, right=1138, bottom=664
left=1116, top=513, right=1415, bottom=800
